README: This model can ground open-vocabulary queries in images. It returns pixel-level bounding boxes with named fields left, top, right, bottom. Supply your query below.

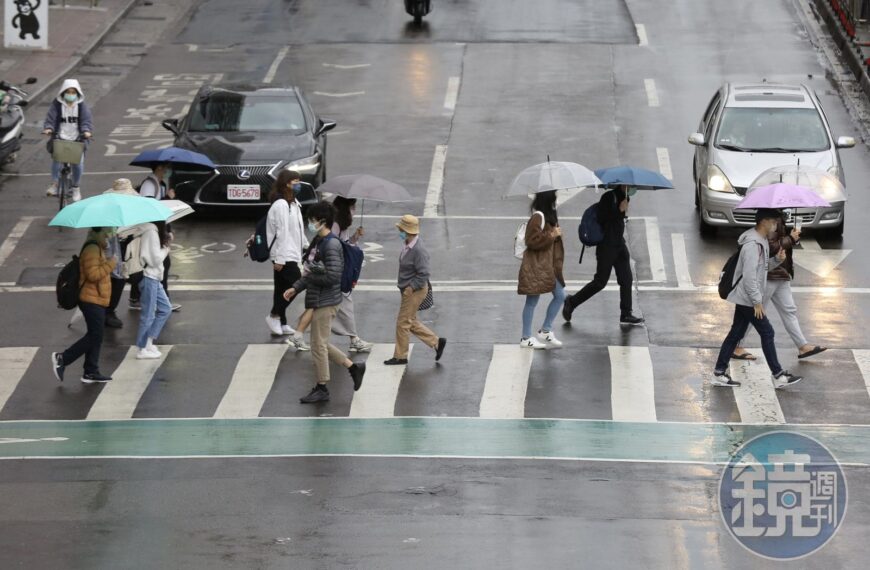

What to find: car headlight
left=827, top=165, right=840, bottom=179
left=284, top=154, right=321, bottom=174
left=706, top=165, right=735, bottom=193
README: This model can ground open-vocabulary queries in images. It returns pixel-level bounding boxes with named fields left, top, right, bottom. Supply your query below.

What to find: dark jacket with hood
left=293, top=233, right=344, bottom=309
left=767, top=216, right=797, bottom=280
left=598, top=188, right=628, bottom=248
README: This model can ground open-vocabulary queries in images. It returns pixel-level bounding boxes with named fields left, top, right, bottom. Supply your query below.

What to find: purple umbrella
left=735, top=183, right=831, bottom=210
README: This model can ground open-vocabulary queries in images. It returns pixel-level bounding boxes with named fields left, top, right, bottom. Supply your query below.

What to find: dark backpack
left=56, top=241, right=96, bottom=310
left=577, top=203, right=605, bottom=263
left=717, top=245, right=745, bottom=300
left=247, top=214, right=276, bottom=262
left=323, top=234, right=365, bottom=293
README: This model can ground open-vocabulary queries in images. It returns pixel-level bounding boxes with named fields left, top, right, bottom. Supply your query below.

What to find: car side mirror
left=162, top=119, right=180, bottom=136
left=688, top=133, right=706, bottom=146
left=25, top=77, right=37, bottom=85
left=295, top=181, right=318, bottom=205
left=836, top=136, right=856, bottom=149
left=316, top=119, right=337, bottom=136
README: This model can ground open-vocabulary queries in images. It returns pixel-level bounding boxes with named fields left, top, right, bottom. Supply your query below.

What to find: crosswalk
left=1, top=343, right=869, bottom=425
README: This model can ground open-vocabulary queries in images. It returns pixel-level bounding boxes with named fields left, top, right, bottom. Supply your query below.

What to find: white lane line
left=322, top=63, right=371, bottom=70
left=86, top=346, right=173, bottom=420
left=423, top=145, right=448, bottom=218
left=656, top=147, right=673, bottom=181
left=644, top=217, right=667, bottom=282
left=263, top=46, right=290, bottom=84
left=443, top=76, right=461, bottom=112
left=479, top=345, right=534, bottom=419
left=671, top=233, right=693, bottom=289
left=853, top=350, right=870, bottom=402
left=0, top=347, right=37, bottom=412
left=609, top=346, right=657, bottom=422
left=636, top=24, right=648, bottom=46
left=214, top=344, right=287, bottom=418
left=730, top=356, right=785, bottom=424
left=312, top=91, right=366, bottom=98
left=0, top=216, right=36, bottom=267
left=645, top=78, right=660, bottom=107
left=349, top=344, right=412, bottom=418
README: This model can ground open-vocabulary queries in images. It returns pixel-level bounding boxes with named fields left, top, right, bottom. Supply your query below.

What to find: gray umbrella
left=318, top=174, right=413, bottom=223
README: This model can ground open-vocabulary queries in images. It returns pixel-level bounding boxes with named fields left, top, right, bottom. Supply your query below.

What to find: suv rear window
left=188, top=92, right=307, bottom=133
left=715, top=107, right=830, bottom=152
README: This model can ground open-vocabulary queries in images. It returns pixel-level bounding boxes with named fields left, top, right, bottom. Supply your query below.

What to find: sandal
left=731, top=352, right=757, bottom=361
left=798, top=346, right=827, bottom=360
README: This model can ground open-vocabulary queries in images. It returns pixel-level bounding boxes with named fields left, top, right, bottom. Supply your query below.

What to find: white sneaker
left=281, top=324, right=296, bottom=335
left=520, top=337, right=547, bottom=349
left=537, top=330, right=563, bottom=348
left=349, top=338, right=373, bottom=353
left=287, top=334, right=310, bottom=351
left=136, top=347, right=161, bottom=360
left=70, top=187, right=82, bottom=202
left=266, top=315, right=283, bottom=336
left=144, top=339, right=162, bottom=358
left=46, top=183, right=58, bottom=197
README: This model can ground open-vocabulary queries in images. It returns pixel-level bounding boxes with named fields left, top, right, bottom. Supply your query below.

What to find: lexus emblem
left=238, top=169, right=252, bottom=181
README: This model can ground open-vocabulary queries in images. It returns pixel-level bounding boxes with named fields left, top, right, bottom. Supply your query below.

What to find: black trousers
left=130, top=255, right=171, bottom=302
left=271, top=262, right=302, bottom=325
left=568, top=242, right=633, bottom=316
left=62, top=302, right=105, bottom=375
left=108, top=276, right=126, bottom=313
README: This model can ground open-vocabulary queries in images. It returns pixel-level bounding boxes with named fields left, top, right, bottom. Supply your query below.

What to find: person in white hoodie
left=265, top=170, right=308, bottom=336
left=712, top=209, right=802, bottom=389
left=42, top=78, right=93, bottom=202
left=135, top=221, right=172, bottom=359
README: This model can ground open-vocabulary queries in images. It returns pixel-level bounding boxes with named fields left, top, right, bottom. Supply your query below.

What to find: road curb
left=27, top=0, right=140, bottom=103
left=811, top=0, right=870, bottom=100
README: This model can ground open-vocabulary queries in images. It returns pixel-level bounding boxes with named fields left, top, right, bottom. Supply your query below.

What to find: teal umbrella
left=49, top=193, right=172, bottom=228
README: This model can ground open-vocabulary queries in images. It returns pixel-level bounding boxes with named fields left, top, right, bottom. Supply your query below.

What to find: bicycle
left=49, top=138, right=86, bottom=211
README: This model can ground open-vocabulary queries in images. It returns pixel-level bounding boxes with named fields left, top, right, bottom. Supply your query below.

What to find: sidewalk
left=0, top=0, right=138, bottom=101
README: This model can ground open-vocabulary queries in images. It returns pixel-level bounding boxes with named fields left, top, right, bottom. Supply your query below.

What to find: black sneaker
left=81, top=372, right=112, bottom=384
left=435, top=338, right=447, bottom=361
left=51, top=352, right=65, bottom=382
left=562, top=299, right=573, bottom=323
left=384, top=358, right=408, bottom=366
left=774, top=371, right=803, bottom=390
left=620, top=314, right=645, bottom=326
left=711, top=371, right=741, bottom=387
left=349, top=363, right=366, bottom=391
left=105, top=312, right=123, bottom=329
left=300, top=384, right=330, bottom=404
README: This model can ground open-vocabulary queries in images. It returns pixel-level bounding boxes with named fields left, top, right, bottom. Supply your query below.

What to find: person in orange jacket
left=52, top=227, right=116, bottom=383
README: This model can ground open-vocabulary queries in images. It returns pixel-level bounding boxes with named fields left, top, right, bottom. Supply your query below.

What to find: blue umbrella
left=130, top=147, right=216, bottom=171
left=594, top=166, right=674, bottom=190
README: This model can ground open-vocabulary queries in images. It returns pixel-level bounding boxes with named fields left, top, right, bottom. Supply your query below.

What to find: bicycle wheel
left=58, top=168, right=67, bottom=211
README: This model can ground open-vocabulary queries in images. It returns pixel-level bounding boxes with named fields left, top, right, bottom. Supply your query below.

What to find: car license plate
left=227, top=185, right=260, bottom=200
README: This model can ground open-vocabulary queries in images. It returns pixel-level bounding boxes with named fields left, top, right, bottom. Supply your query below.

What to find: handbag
left=418, top=280, right=434, bottom=311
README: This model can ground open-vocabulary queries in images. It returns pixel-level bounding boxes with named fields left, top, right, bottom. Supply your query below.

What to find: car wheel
left=694, top=179, right=700, bottom=211
left=824, top=217, right=844, bottom=239
left=698, top=206, right=717, bottom=236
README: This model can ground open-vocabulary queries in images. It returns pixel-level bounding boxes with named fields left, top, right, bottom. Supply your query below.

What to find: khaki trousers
left=310, top=305, right=347, bottom=384
left=394, top=285, right=438, bottom=359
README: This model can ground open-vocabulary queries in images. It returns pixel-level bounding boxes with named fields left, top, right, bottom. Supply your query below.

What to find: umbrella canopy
left=749, top=165, right=845, bottom=203
left=593, top=165, right=674, bottom=190
left=735, top=183, right=831, bottom=210
left=507, top=161, right=601, bottom=196
left=49, top=193, right=172, bottom=228
left=117, top=199, right=194, bottom=238
left=317, top=174, right=412, bottom=202
left=130, top=147, right=216, bottom=171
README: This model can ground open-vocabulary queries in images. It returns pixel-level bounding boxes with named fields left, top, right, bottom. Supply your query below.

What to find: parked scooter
left=404, top=0, right=431, bottom=24
left=0, top=77, right=37, bottom=166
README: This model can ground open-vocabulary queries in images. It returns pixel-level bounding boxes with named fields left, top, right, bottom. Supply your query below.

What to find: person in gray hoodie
left=712, top=209, right=802, bottom=388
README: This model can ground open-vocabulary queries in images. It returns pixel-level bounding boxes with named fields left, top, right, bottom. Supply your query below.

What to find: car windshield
left=715, top=107, right=830, bottom=152
left=188, top=92, right=307, bottom=133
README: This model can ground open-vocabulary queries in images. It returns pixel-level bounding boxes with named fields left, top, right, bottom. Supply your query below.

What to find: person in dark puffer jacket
left=284, top=202, right=365, bottom=404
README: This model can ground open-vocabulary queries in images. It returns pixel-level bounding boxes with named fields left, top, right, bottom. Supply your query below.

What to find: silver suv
left=689, top=83, right=855, bottom=236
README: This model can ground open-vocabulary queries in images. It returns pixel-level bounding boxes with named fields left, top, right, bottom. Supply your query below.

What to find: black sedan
left=161, top=84, right=335, bottom=207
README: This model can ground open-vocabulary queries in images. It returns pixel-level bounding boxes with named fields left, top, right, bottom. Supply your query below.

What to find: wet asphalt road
left=1, top=0, right=870, bottom=567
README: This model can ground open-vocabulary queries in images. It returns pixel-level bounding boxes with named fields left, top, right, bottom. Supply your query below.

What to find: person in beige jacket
left=517, top=189, right=565, bottom=349
left=52, top=227, right=116, bottom=384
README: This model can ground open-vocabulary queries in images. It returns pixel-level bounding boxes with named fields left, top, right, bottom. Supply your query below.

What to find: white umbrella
left=117, top=199, right=194, bottom=238
left=507, top=160, right=602, bottom=196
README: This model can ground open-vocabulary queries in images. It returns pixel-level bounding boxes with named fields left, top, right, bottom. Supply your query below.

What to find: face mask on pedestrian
left=291, top=182, right=302, bottom=193
left=163, top=167, right=173, bottom=179
left=398, top=230, right=408, bottom=241
left=63, top=92, right=77, bottom=103
left=627, top=187, right=638, bottom=198
left=308, top=220, right=322, bottom=233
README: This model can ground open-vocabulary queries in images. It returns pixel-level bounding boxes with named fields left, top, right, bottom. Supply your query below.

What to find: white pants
left=330, top=292, right=358, bottom=338
left=739, top=280, right=807, bottom=349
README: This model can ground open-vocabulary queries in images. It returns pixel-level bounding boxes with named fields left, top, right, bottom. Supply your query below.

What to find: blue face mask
left=398, top=231, right=408, bottom=241
left=63, top=93, right=78, bottom=103
left=291, top=182, right=302, bottom=192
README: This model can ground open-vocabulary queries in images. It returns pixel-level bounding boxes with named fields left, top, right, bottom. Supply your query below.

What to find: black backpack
left=577, top=203, right=605, bottom=263
left=247, top=214, right=276, bottom=262
left=56, top=241, right=96, bottom=310
left=717, top=244, right=746, bottom=300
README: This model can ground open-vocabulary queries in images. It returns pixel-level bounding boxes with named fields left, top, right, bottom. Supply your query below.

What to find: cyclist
left=42, top=78, right=93, bottom=202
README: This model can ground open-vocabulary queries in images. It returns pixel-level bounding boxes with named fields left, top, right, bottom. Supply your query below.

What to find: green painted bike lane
left=2, top=418, right=870, bottom=464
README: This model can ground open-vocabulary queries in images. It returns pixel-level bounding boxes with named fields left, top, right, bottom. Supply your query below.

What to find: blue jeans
left=715, top=304, right=782, bottom=376
left=136, top=277, right=171, bottom=348
left=522, top=281, right=566, bottom=339
left=51, top=156, right=84, bottom=187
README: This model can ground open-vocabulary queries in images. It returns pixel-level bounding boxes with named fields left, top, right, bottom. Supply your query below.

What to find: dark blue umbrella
left=594, top=166, right=674, bottom=190
left=130, top=147, right=216, bottom=171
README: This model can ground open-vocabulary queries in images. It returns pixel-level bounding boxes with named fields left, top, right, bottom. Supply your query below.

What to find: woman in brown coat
left=518, top=189, right=566, bottom=348
left=52, top=227, right=116, bottom=384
